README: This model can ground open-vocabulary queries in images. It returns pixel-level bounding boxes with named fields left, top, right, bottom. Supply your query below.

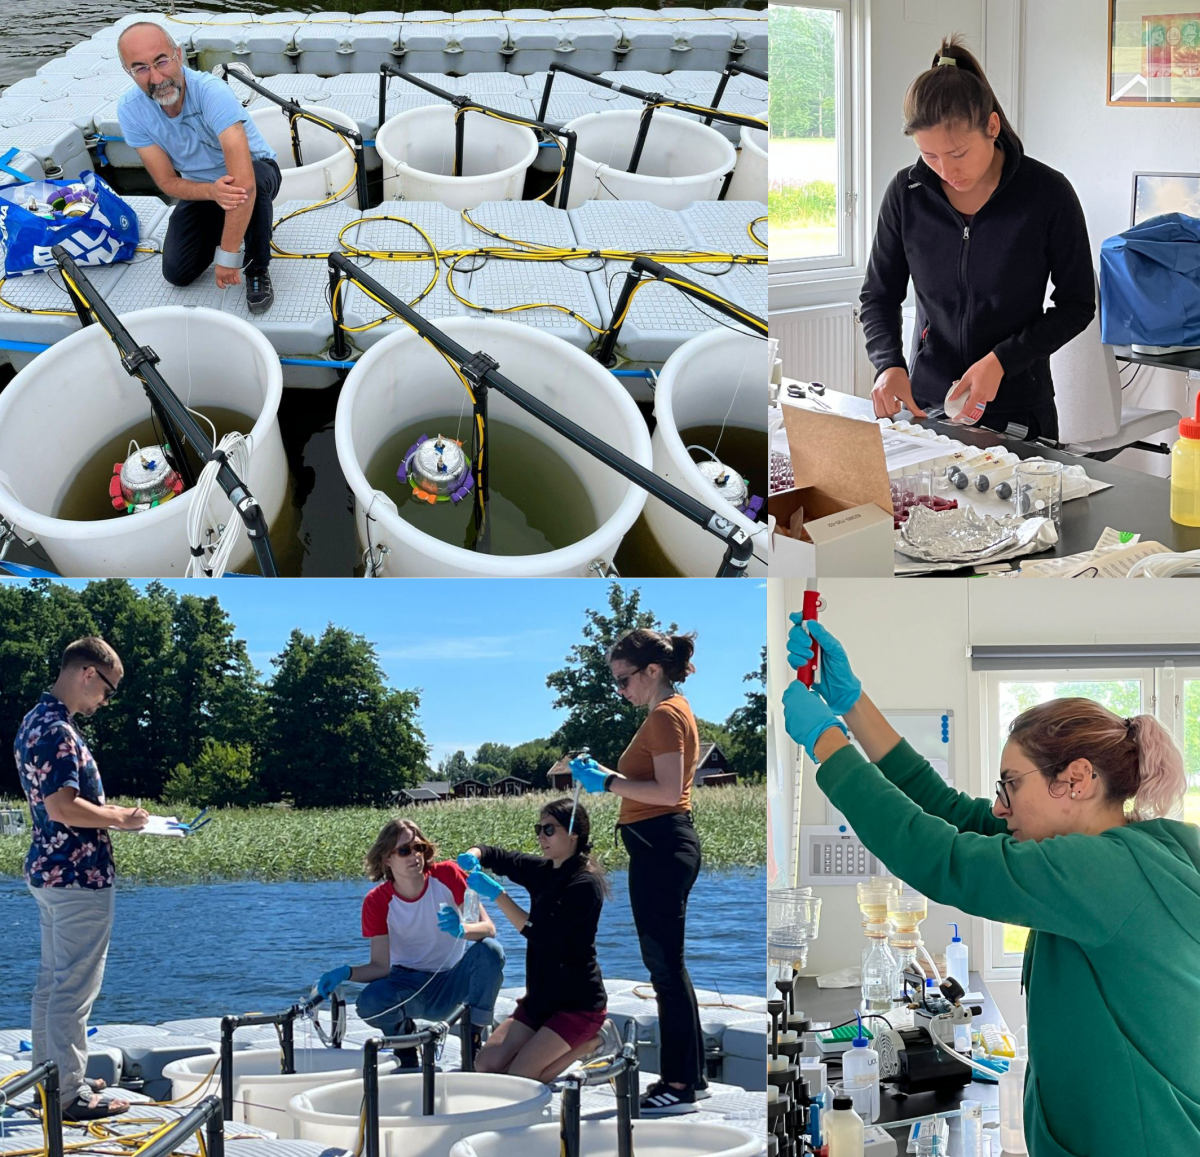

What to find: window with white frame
left=768, top=0, right=860, bottom=276
left=981, top=669, right=1153, bottom=976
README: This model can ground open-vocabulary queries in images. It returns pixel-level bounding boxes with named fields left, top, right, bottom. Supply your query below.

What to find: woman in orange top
left=570, top=627, right=704, bottom=1116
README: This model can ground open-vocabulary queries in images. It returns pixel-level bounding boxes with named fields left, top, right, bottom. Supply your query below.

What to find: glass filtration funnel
left=856, top=877, right=899, bottom=927
left=767, top=887, right=823, bottom=979
left=887, top=893, right=929, bottom=1003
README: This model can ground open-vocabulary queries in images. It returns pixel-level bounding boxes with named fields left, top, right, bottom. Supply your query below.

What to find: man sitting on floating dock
left=115, top=21, right=281, bottom=313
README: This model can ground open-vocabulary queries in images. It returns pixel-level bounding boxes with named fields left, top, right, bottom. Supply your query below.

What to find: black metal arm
left=378, top=65, right=578, bottom=208
left=558, top=1021, right=640, bottom=1157
left=327, top=253, right=757, bottom=577
left=706, top=61, right=768, bottom=126
left=218, top=993, right=345, bottom=1119
left=362, top=1004, right=471, bottom=1157
left=52, top=248, right=279, bottom=577
left=139, top=1097, right=225, bottom=1157
left=536, top=61, right=765, bottom=178
left=219, top=64, right=369, bottom=210
left=0, top=1062, right=63, bottom=1157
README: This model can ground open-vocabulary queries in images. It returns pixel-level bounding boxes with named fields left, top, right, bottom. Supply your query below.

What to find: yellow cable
left=645, top=100, right=767, bottom=129
left=443, top=254, right=606, bottom=335
left=450, top=107, right=568, bottom=204
left=749, top=216, right=767, bottom=249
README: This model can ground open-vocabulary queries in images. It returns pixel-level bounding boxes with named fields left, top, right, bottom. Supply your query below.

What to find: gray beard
left=150, top=82, right=181, bottom=108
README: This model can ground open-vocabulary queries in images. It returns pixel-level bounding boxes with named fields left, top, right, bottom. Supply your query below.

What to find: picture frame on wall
left=1110, top=1, right=1200, bottom=105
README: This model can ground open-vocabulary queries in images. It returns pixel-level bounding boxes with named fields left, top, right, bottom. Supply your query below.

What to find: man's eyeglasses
left=534, top=823, right=559, bottom=838
left=995, top=766, right=1040, bottom=809
left=128, top=52, right=178, bottom=80
left=92, top=668, right=118, bottom=702
left=613, top=667, right=644, bottom=691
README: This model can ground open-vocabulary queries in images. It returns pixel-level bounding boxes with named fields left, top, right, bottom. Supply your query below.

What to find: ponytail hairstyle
left=540, top=797, right=611, bottom=897
left=903, top=33, right=1022, bottom=152
left=1007, top=698, right=1186, bottom=821
left=607, top=627, right=697, bottom=687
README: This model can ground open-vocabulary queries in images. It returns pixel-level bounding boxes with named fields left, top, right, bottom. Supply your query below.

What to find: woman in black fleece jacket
left=463, top=797, right=613, bottom=1082
left=860, top=35, right=1095, bottom=441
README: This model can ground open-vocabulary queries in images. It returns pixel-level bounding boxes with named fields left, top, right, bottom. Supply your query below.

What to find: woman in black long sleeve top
left=465, top=797, right=612, bottom=1082
left=860, top=35, right=1095, bottom=441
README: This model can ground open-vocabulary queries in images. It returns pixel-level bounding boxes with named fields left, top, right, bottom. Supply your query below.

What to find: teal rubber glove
left=468, top=868, right=504, bottom=900
left=315, top=964, right=351, bottom=998
left=787, top=617, right=862, bottom=716
left=570, top=757, right=609, bottom=794
left=782, top=680, right=849, bottom=763
left=457, top=852, right=481, bottom=873
left=437, top=904, right=464, bottom=937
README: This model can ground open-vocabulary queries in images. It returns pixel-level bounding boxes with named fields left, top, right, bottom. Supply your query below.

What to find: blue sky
left=51, top=579, right=765, bottom=768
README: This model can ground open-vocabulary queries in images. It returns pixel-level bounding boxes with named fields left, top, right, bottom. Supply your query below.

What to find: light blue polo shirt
left=117, top=67, right=276, bottom=183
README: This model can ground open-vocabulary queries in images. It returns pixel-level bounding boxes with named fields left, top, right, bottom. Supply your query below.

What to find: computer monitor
left=1130, top=171, right=1200, bottom=227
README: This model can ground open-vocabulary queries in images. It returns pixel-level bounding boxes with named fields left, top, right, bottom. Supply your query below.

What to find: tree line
left=1, top=581, right=764, bottom=809
left=769, top=4, right=838, bottom=140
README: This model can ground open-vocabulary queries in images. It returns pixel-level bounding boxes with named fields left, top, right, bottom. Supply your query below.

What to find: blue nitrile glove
left=787, top=617, right=862, bottom=716
left=437, top=903, right=464, bottom=937
left=467, top=868, right=504, bottom=900
left=570, top=757, right=609, bottom=795
left=457, top=851, right=481, bottom=873
left=782, top=680, right=849, bottom=763
left=315, top=964, right=351, bottom=998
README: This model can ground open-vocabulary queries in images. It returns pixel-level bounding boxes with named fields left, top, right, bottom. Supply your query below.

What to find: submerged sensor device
left=110, top=445, right=184, bottom=514
left=398, top=434, right=474, bottom=505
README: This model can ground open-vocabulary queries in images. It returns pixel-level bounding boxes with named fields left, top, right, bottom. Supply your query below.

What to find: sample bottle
left=861, top=926, right=898, bottom=1011
left=841, top=1032, right=880, bottom=1124
left=462, top=888, right=481, bottom=923
left=1171, top=396, right=1200, bottom=526
left=945, top=923, right=969, bottom=987
left=960, top=1098, right=983, bottom=1157
left=825, top=1095, right=864, bottom=1157
left=998, top=1052, right=1028, bottom=1154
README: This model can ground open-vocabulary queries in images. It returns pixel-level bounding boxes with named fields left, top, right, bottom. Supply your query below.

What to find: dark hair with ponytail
left=903, top=34, right=1022, bottom=151
left=1008, top=698, right=1186, bottom=821
left=540, top=798, right=611, bottom=897
left=607, top=627, right=697, bottom=686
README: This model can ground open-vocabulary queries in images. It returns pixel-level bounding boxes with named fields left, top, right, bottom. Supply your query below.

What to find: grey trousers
left=29, top=884, right=115, bottom=1107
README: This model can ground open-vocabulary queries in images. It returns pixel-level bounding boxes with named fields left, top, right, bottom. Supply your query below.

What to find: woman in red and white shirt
left=312, top=818, right=506, bottom=1063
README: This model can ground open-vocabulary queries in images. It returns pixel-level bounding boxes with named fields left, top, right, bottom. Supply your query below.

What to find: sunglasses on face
left=613, top=667, right=644, bottom=691
left=534, top=823, right=559, bottom=838
left=392, top=843, right=429, bottom=859
left=128, top=52, right=178, bottom=80
left=92, top=668, right=118, bottom=701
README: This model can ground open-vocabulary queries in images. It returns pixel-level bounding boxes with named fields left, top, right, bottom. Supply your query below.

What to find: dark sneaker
left=639, top=1080, right=696, bottom=1116
left=245, top=267, right=274, bottom=313
left=392, top=1046, right=421, bottom=1071
left=694, top=1078, right=712, bottom=1101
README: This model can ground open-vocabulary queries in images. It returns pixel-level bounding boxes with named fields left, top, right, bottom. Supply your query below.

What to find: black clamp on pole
left=706, top=61, right=768, bottom=125
left=461, top=350, right=499, bottom=555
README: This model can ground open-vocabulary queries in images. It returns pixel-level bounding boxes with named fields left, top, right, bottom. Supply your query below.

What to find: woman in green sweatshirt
left=782, top=618, right=1200, bottom=1157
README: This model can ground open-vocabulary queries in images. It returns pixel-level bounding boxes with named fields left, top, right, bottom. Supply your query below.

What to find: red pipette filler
left=795, top=581, right=820, bottom=688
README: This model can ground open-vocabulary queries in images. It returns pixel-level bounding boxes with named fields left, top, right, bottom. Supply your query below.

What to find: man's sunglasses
left=92, top=668, right=118, bottom=701
left=534, top=823, right=559, bottom=838
left=613, top=667, right=644, bottom=691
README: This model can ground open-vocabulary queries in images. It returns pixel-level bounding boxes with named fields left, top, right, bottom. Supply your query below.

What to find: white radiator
left=771, top=303, right=857, bottom=392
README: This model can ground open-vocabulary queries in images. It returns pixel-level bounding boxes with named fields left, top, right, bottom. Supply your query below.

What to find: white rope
left=184, top=431, right=252, bottom=578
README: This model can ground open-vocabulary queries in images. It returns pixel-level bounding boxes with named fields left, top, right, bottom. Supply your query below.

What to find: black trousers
left=162, top=157, right=281, bottom=286
left=621, top=811, right=704, bottom=1087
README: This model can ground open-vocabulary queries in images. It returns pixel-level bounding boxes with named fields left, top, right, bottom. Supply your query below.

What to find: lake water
left=0, top=868, right=765, bottom=1027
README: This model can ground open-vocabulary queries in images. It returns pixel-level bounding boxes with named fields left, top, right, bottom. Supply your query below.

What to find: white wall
left=768, top=578, right=1200, bottom=1032
left=1023, top=0, right=1200, bottom=466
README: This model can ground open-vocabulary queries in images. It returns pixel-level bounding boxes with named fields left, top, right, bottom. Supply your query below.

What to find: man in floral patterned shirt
left=16, top=637, right=148, bottom=1122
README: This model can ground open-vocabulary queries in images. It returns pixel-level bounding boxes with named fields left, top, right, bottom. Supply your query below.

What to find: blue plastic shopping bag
left=1100, top=212, right=1200, bottom=346
left=0, top=171, right=139, bottom=277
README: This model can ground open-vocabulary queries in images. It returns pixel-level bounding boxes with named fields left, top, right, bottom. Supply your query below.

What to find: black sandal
left=63, top=1096, right=129, bottom=1122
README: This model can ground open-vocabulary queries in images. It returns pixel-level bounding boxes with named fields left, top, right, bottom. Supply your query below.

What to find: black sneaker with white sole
left=245, top=267, right=274, bottom=313
left=694, top=1078, right=712, bottom=1101
left=639, top=1080, right=696, bottom=1116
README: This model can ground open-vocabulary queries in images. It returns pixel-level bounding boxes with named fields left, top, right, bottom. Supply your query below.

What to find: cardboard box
left=768, top=405, right=895, bottom=576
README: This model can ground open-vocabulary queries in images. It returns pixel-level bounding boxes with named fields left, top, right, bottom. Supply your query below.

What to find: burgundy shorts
left=511, top=998, right=608, bottom=1050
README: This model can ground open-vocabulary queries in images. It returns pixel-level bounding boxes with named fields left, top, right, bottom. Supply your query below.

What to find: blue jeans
left=357, top=938, right=505, bottom=1031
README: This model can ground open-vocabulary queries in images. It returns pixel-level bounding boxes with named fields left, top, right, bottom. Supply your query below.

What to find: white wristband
left=214, top=246, right=244, bottom=269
